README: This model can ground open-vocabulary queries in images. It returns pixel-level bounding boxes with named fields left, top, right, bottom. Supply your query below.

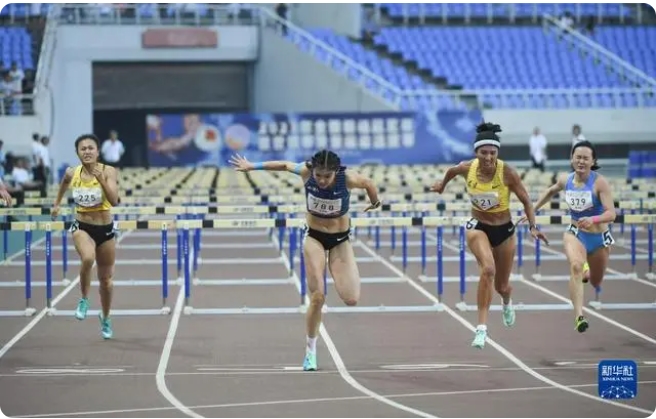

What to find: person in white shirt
left=31, top=133, right=47, bottom=183
left=40, top=136, right=51, bottom=184
left=571, top=124, right=585, bottom=147
left=529, top=127, right=547, bottom=172
left=101, top=130, right=125, bottom=167
left=9, top=62, right=24, bottom=95
left=12, top=158, right=42, bottom=190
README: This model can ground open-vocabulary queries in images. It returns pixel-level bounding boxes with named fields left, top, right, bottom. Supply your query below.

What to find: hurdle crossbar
left=2, top=199, right=654, bottom=217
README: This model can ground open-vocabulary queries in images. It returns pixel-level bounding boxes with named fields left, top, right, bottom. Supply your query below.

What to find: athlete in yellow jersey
left=431, top=122, right=548, bottom=349
left=52, top=134, right=120, bottom=340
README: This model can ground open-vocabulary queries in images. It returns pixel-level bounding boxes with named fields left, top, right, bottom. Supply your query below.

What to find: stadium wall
left=252, top=27, right=396, bottom=114
left=47, top=25, right=258, bottom=177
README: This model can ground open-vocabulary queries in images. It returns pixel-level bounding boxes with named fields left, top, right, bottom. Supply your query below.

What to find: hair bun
left=476, top=122, right=502, bottom=134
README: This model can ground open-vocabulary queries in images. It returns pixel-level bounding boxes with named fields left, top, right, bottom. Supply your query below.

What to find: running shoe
left=74, top=298, right=89, bottom=320
left=502, top=304, right=516, bottom=327
left=98, top=313, right=113, bottom=340
left=471, top=329, right=487, bottom=349
left=303, top=351, right=317, bottom=371
left=575, top=315, right=589, bottom=333
left=582, top=262, right=590, bottom=283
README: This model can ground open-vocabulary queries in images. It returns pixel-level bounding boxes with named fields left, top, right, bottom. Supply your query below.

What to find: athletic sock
left=476, top=324, right=487, bottom=332
left=306, top=336, right=317, bottom=353
left=503, top=298, right=512, bottom=309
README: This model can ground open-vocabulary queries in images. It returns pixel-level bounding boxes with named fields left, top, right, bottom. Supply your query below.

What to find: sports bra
left=465, top=159, right=511, bottom=214
left=304, top=166, right=351, bottom=219
left=70, top=165, right=112, bottom=213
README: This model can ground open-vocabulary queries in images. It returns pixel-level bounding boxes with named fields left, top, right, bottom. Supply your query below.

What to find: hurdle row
left=9, top=187, right=656, bottom=208
left=1, top=214, right=654, bottom=318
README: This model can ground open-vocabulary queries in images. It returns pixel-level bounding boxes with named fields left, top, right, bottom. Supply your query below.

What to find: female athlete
left=430, top=122, right=549, bottom=349
left=526, top=141, right=615, bottom=333
left=229, top=150, right=381, bottom=370
left=52, top=134, right=120, bottom=340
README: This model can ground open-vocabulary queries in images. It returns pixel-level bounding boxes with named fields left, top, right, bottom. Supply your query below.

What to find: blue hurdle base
left=454, top=302, right=572, bottom=312
left=0, top=308, right=37, bottom=317
left=47, top=308, right=172, bottom=316
left=183, top=304, right=445, bottom=315
left=588, top=301, right=656, bottom=310
left=532, top=273, right=639, bottom=281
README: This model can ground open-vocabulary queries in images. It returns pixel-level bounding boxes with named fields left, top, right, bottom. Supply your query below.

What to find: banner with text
left=146, top=110, right=481, bottom=167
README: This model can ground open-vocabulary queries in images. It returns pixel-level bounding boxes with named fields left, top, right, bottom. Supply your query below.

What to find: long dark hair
left=571, top=140, right=600, bottom=171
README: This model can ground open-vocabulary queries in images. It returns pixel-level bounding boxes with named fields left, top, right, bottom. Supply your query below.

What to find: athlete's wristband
left=252, top=162, right=264, bottom=170
left=371, top=200, right=381, bottom=209
left=592, top=215, right=600, bottom=224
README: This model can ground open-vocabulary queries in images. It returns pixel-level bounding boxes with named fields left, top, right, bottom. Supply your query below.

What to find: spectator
left=529, top=127, right=547, bottom=172
left=9, top=62, right=24, bottom=95
left=40, top=136, right=51, bottom=185
left=571, top=124, right=585, bottom=147
left=0, top=140, right=5, bottom=178
left=101, top=130, right=125, bottom=167
left=1, top=73, right=15, bottom=115
left=31, top=133, right=47, bottom=184
left=276, top=3, right=288, bottom=35
left=11, top=157, right=42, bottom=190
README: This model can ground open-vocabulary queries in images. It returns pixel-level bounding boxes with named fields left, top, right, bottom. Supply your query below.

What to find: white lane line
left=274, top=234, right=436, bottom=418
left=356, top=238, right=653, bottom=416
left=14, top=380, right=656, bottom=418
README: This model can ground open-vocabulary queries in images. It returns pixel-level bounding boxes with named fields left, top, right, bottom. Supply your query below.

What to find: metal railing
left=543, top=14, right=656, bottom=89
left=55, top=3, right=259, bottom=26
left=256, top=6, right=404, bottom=109
left=375, top=3, right=637, bottom=25
left=0, top=94, right=36, bottom=116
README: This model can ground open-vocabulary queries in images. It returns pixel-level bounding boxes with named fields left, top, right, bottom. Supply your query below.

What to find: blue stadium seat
left=289, top=25, right=655, bottom=109
left=592, top=26, right=656, bottom=78
left=0, top=26, right=34, bottom=70
left=378, top=3, right=632, bottom=20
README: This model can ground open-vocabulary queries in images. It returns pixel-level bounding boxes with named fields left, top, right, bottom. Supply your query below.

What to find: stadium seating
left=628, top=151, right=656, bottom=179
left=591, top=26, right=656, bottom=78
left=292, top=26, right=656, bottom=109
left=0, top=26, right=34, bottom=71
left=378, top=3, right=632, bottom=20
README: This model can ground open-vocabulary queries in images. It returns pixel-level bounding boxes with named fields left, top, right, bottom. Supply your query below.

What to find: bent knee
left=480, top=264, right=496, bottom=281
left=310, top=290, right=325, bottom=306
left=569, top=261, right=584, bottom=277
left=80, top=256, right=95, bottom=269
left=343, top=294, right=359, bottom=306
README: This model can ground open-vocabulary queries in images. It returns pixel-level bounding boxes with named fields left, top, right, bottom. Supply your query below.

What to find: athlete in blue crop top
left=528, top=141, right=616, bottom=334
left=229, top=150, right=381, bottom=371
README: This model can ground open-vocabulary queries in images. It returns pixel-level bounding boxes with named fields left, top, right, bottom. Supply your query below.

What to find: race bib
left=72, top=187, right=103, bottom=208
left=470, top=192, right=500, bottom=211
left=307, top=193, right=342, bottom=216
left=565, top=190, right=593, bottom=212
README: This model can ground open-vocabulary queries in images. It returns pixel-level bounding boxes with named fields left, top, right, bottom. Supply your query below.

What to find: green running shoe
left=575, top=315, right=589, bottom=333
left=74, top=298, right=89, bottom=320
left=303, top=351, right=317, bottom=371
left=502, top=304, right=516, bottom=327
left=98, top=313, right=113, bottom=340
left=471, top=329, right=487, bottom=349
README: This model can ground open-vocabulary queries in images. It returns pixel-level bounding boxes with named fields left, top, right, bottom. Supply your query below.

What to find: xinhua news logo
left=598, top=360, right=638, bottom=400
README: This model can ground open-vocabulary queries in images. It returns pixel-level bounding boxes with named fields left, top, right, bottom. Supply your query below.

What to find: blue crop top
left=564, top=172, right=605, bottom=221
left=304, top=166, right=351, bottom=219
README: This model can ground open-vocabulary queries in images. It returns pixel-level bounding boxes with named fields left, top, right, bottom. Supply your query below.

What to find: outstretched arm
left=531, top=173, right=567, bottom=213
left=506, top=165, right=538, bottom=228
left=346, top=170, right=381, bottom=211
left=54, top=167, right=74, bottom=207
left=593, top=176, right=616, bottom=224
left=229, top=154, right=309, bottom=176
left=430, top=161, right=469, bottom=193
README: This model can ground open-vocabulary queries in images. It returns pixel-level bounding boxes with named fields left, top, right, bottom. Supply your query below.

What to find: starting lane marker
left=380, top=363, right=489, bottom=370
left=16, top=367, right=126, bottom=374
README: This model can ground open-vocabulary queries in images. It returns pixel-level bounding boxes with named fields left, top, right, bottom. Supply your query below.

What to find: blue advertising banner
left=146, top=110, right=481, bottom=167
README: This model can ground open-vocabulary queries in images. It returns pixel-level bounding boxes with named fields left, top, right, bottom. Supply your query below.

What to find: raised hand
left=229, top=154, right=253, bottom=172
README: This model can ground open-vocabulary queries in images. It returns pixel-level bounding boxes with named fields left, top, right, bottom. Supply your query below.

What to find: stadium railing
left=543, top=14, right=656, bottom=89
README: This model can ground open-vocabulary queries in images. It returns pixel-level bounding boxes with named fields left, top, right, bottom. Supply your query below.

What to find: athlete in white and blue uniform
left=528, top=140, right=616, bottom=333
left=229, top=150, right=381, bottom=371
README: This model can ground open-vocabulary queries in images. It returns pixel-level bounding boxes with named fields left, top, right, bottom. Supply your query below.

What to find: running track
left=0, top=219, right=654, bottom=418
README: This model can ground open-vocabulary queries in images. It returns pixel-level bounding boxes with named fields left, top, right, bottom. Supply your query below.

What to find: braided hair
left=571, top=140, right=600, bottom=171
left=473, top=121, right=502, bottom=151
left=305, top=149, right=341, bottom=171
